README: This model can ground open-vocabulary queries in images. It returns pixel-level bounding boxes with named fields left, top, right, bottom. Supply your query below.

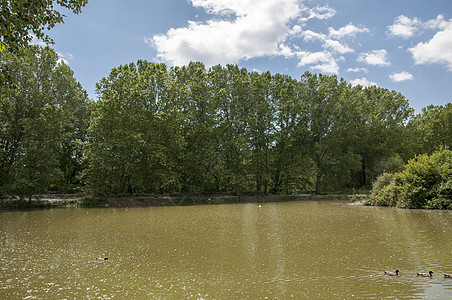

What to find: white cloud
left=387, top=15, right=421, bottom=38
left=29, top=34, right=48, bottom=47
left=328, top=23, right=370, bottom=39
left=357, top=49, right=390, bottom=66
left=56, top=52, right=74, bottom=65
left=346, top=67, right=368, bottom=73
left=389, top=71, right=414, bottom=82
left=300, top=5, right=336, bottom=22
left=289, top=25, right=303, bottom=35
left=388, top=14, right=452, bottom=39
left=278, top=43, right=295, bottom=58
left=350, top=77, right=377, bottom=87
left=302, top=22, right=369, bottom=43
left=301, top=30, right=325, bottom=41
left=296, top=50, right=339, bottom=74
left=149, top=0, right=302, bottom=66
left=323, top=39, right=354, bottom=54
left=301, top=30, right=327, bottom=41
left=424, top=15, right=449, bottom=30
left=409, top=22, right=452, bottom=70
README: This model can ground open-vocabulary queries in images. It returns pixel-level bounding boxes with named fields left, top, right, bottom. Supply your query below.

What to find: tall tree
left=248, top=71, right=275, bottom=193
left=52, top=63, right=91, bottom=191
left=271, top=73, right=311, bottom=194
left=88, top=61, right=183, bottom=194
left=299, top=72, right=352, bottom=194
left=351, top=86, right=413, bottom=187
left=406, top=103, right=452, bottom=156
left=178, top=62, right=219, bottom=192
left=209, top=64, right=252, bottom=192
left=0, top=46, right=89, bottom=198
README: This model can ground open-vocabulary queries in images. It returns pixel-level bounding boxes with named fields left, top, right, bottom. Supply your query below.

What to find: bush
left=366, top=172, right=398, bottom=206
left=368, top=148, right=452, bottom=209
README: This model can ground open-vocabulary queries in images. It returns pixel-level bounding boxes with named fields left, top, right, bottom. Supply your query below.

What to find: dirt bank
left=1, top=193, right=368, bottom=210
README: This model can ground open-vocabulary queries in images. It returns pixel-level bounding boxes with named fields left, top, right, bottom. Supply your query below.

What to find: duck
left=444, top=273, right=452, bottom=278
left=95, top=257, right=108, bottom=261
left=417, top=271, right=433, bottom=277
left=384, top=270, right=399, bottom=276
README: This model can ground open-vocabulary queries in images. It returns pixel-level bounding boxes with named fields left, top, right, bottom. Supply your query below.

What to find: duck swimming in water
left=417, top=271, right=433, bottom=277
left=443, top=273, right=452, bottom=278
left=384, top=270, right=399, bottom=276
left=95, top=257, right=108, bottom=261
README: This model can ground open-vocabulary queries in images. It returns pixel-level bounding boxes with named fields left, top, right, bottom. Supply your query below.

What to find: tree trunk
left=315, top=174, right=321, bottom=194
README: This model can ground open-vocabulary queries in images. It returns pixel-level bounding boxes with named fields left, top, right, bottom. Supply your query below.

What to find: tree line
left=1, top=46, right=451, bottom=199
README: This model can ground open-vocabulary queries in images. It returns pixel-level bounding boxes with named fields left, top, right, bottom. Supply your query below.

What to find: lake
left=1, top=200, right=451, bottom=299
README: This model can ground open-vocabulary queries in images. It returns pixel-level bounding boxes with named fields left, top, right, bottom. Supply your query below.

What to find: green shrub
left=367, top=172, right=398, bottom=206
left=369, top=148, right=452, bottom=209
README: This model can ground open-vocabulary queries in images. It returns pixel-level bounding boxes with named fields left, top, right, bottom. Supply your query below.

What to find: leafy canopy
left=0, top=0, right=88, bottom=51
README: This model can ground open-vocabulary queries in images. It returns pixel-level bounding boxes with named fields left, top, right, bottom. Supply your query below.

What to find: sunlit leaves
left=0, top=0, right=88, bottom=51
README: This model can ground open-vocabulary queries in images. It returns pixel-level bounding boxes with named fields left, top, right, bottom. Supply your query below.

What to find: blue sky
left=43, top=0, right=452, bottom=113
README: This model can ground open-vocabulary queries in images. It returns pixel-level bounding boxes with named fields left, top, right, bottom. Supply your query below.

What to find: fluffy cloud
left=302, top=23, right=369, bottom=43
left=357, top=49, right=390, bottom=66
left=350, top=77, right=377, bottom=87
left=278, top=43, right=295, bottom=58
left=300, top=5, right=336, bottom=22
left=149, top=0, right=302, bottom=66
left=296, top=50, right=339, bottom=74
left=148, top=0, right=372, bottom=72
left=389, top=71, right=414, bottom=82
left=301, top=30, right=327, bottom=42
left=409, top=22, right=452, bottom=70
left=328, top=23, right=370, bottom=39
left=424, top=15, right=450, bottom=30
left=387, top=15, right=422, bottom=38
left=388, top=14, right=451, bottom=38
left=346, top=67, right=368, bottom=73
left=323, top=39, right=353, bottom=54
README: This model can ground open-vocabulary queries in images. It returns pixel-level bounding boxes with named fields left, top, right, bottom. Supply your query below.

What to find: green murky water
left=1, top=200, right=451, bottom=299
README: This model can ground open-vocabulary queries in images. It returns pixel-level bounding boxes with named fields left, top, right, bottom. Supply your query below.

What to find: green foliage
left=0, top=0, right=88, bottom=51
left=4, top=50, right=446, bottom=199
left=87, top=61, right=183, bottom=194
left=405, top=104, right=452, bottom=157
left=0, top=46, right=91, bottom=198
left=366, top=172, right=398, bottom=206
left=368, top=148, right=452, bottom=209
left=87, top=62, right=416, bottom=196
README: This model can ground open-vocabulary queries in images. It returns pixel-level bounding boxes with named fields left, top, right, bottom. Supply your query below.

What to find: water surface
left=1, top=200, right=451, bottom=299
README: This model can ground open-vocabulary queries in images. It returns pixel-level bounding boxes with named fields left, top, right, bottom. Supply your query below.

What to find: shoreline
left=0, top=193, right=368, bottom=211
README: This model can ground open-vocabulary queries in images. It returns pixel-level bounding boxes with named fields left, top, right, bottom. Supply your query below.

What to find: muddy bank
left=1, top=193, right=368, bottom=210
left=100, top=193, right=366, bottom=207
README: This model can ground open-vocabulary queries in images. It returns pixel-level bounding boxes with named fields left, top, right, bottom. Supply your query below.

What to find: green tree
left=346, top=86, right=413, bottom=188
left=208, top=64, right=251, bottom=192
left=248, top=71, right=275, bottom=193
left=406, top=103, right=452, bottom=156
left=0, top=0, right=88, bottom=51
left=271, top=73, right=311, bottom=194
left=299, top=72, right=357, bottom=194
left=53, top=63, right=91, bottom=191
left=0, top=46, right=89, bottom=198
left=178, top=62, right=219, bottom=192
left=88, top=61, right=183, bottom=194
